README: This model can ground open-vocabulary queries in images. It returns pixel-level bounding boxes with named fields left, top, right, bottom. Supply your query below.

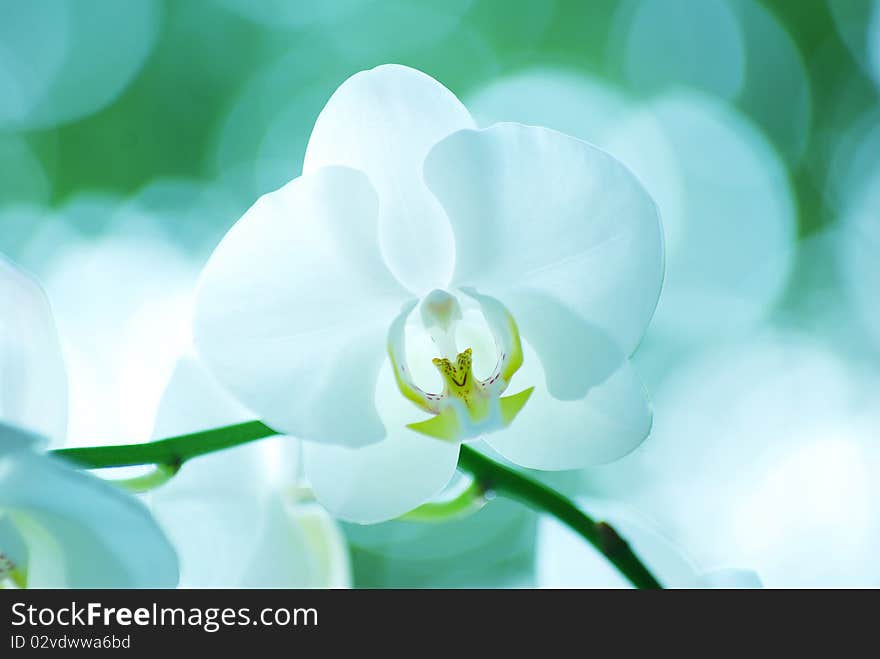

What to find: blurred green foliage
left=3, top=0, right=874, bottom=240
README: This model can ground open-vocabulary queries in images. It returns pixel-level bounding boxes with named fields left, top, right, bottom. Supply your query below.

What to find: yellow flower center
left=433, top=348, right=473, bottom=394
left=388, top=289, right=533, bottom=442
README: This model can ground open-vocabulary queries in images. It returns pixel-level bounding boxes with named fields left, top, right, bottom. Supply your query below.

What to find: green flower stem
left=53, top=421, right=276, bottom=469
left=401, top=479, right=487, bottom=522
left=457, top=445, right=663, bottom=590
left=51, top=422, right=662, bottom=589
left=111, top=463, right=182, bottom=493
left=9, top=568, right=28, bottom=589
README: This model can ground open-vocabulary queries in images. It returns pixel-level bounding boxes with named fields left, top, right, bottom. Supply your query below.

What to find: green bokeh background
left=10, top=0, right=872, bottom=239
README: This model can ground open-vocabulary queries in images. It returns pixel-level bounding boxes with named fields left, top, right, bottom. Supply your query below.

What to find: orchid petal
left=486, top=343, right=652, bottom=470
left=505, top=289, right=625, bottom=401
left=303, top=431, right=460, bottom=525
left=194, top=166, right=408, bottom=447
left=424, top=123, right=663, bottom=357
left=459, top=287, right=523, bottom=391
left=303, top=64, right=475, bottom=294
left=303, top=362, right=460, bottom=524
left=387, top=300, right=434, bottom=413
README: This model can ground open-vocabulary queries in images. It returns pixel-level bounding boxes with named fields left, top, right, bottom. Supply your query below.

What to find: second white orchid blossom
left=149, top=357, right=351, bottom=588
left=1, top=255, right=178, bottom=588
left=0, top=423, right=178, bottom=588
left=194, top=64, right=663, bottom=523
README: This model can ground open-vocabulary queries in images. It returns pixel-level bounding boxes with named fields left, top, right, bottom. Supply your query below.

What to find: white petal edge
left=303, top=361, right=461, bottom=524
left=303, top=432, right=460, bottom=525
left=486, top=342, right=652, bottom=470
left=504, top=288, right=625, bottom=401
left=194, top=166, right=408, bottom=447
left=424, top=122, right=664, bottom=357
left=303, top=64, right=476, bottom=294
left=0, top=425, right=177, bottom=587
left=0, top=254, right=67, bottom=445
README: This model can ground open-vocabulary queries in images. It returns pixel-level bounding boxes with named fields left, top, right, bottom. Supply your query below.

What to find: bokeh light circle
left=0, top=0, right=161, bottom=130
left=645, top=91, right=796, bottom=341
left=839, top=164, right=880, bottom=350
left=610, top=0, right=745, bottom=99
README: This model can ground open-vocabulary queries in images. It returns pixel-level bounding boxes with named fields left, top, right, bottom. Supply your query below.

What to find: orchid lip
left=387, top=288, right=533, bottom=442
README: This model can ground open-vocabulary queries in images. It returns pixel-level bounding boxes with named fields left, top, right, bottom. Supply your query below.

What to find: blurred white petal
left=150, top=357, right=350, bottom=587
left=696, top=569, right=763, bottom=589
left=1, top=422, right=177, bottom=588
left=238, top=497, right=351, bottom=588
left=609, top=333, right=880, bottom=587
left=43, top=226, right=195, bottom=446
left=0, top=255, right=67, bottom=445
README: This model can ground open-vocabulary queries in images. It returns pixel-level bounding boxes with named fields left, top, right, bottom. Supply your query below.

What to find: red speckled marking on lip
left=0, top=551, right=18, bottom=576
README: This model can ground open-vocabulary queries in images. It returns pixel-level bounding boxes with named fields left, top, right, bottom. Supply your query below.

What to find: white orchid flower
left=1, top=255, right=178, bottom=588
left=194, top=64, right=663, bottom=524
left=149, top=357, right=351, bottom=587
